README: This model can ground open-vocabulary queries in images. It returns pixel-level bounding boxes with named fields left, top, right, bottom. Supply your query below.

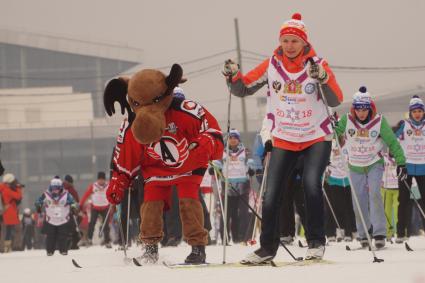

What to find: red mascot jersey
left=112, top=97, right=224, bottom=186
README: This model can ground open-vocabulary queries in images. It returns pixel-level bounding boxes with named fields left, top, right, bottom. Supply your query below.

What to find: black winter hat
left=97, top=171, right=106, bottom=180
left=64, top=174, right=74, bottom=184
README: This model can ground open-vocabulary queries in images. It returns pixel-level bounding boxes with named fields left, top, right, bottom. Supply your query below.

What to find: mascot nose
left=131, top=107, right=166, bottom=144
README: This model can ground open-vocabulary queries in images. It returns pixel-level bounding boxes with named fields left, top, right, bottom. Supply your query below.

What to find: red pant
left=144, top=181, right=200, bottom=210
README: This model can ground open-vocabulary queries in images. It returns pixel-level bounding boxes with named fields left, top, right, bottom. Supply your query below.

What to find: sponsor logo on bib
left=284, top=80, right=302, bottom=94
left=272, top=80, right=282, bottom=93
left=357, top=129, right=369, bottom=137
left=304, top=83, right=316, bottom=94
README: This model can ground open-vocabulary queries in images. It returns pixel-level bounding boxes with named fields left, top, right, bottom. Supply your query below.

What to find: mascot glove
left=106, top=174, right=130, bottom=205
left=189, top=133, right=215, bottom=164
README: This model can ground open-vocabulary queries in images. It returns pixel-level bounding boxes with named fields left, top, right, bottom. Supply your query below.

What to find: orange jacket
left=0, top=183, right=22, bottom=225
left=230, top=45, right=343, bottom=151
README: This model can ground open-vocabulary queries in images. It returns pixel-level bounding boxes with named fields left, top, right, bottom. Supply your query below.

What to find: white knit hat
left=50, top=177, right=63, bottom=187
left=409, top=95, right=424, bottom=111
left=2, top=173, right=15, bottom=184
left=352, top=86, right=372, bottom=109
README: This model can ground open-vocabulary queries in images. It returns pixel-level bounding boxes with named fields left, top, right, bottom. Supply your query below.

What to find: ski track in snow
left=2, top=237, right=425, bottom=283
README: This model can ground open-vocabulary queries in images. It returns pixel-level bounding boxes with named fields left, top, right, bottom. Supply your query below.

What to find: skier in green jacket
left=334, top=86, right=406, bottom=249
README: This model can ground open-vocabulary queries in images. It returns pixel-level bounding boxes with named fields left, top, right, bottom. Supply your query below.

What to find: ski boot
left=185, top=245, right=206, bottom=264
left=336, top=229, right=344, bottom=242
left=240, top=247, right=275, bottom=265
left=165, top=237, right=181, bottom=247
left=344, top=236, right=353, bottom=242
left=359, top=238, right=369, bottom=248
left=280, top=235, right=294, bottom=245
left=395, top=237, right=407, bottom=244
left=3, top=240, right=12, bottom=253
left=305, top=241, right=325, bottom=260
left=135, top=244, right=159, bottom=264
left=327, top=236, right=336, bottom=243
left=374, top=235, right=386, bottom=249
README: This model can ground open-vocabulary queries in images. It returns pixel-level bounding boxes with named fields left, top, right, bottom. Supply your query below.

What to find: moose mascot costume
left=104, top=64, right=224, bottom=264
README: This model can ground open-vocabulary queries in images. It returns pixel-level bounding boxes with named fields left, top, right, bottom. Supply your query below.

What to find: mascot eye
left=129, top=97, right=140, bottom=107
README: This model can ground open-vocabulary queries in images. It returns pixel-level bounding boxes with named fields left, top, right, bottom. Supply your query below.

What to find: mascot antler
left=152, top=64, right=183, bottom=104
left=103, top=77, right=132, bottom=117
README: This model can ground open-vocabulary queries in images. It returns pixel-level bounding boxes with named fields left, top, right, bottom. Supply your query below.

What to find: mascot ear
left=103, top=77, right=132, bottom=116
left=165, top=64, right=183, bottom=90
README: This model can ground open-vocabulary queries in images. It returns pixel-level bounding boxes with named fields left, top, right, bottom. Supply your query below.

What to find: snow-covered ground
left=2, top=237, right=425, bottom=283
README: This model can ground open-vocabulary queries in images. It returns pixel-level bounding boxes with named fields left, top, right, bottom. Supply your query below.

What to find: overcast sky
left=1, top=0, right=425, bottom=129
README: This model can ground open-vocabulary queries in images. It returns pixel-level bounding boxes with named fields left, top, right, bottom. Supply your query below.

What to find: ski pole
left=126, top=187, right=131, bottom=248
left=310, top=57, right=383, bottom=263
left=72, top=214, right=82, bottom=237
left=222, top=78, right=233, bottom=264
left=211, top=162, right=303, bottom=261
left=402, top=179, right=425, bottom=220
left=98, top=205, right=113, bottom=238
left=117, top=206, right=131, bottom=263
left=251, top=152, right=270, bottom=242
left=321, top=176, right=342, bottom=231
left=211, top=164, right=230, bottom=244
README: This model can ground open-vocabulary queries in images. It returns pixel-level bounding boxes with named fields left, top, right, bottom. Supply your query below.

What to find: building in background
left=0, top=29, right=142, bottom=207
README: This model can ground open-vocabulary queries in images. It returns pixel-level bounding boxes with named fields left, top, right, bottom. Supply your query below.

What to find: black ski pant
left=88, top=208, right=110, bottom=243
left=44, top=222, right=70, bottom=254
left=260, top=141, right=331, bottom=254
left=398, top=175, right=425, bottom=237
left=220, top=192, right=250, bottom=243
left=279, top=175, right=305, bottom=238
left=4, top=225, right=16, bottom=241
left=22, top=225, right=35, bottom=250
left=324, top=184, right=357, bottom=237
left=68, top=217, right=81, bottom=249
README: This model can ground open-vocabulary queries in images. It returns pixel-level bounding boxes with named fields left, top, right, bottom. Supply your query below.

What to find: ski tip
left=405, top=242, right=414, bottom=252
left=270, top=261, right=277, bottom=267
left=373, top=257, right=384, bottom=263
left=71, top=259, right=82, bottom=268
left=345, top=245, right=351, bottom=251
left=298, top=240, right=304, bottom=248
left=133, top=258, right=143, bottom=266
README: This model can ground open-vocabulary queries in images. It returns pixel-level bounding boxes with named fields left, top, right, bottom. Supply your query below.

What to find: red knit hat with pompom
left=279, top=13, right=308, bottom=43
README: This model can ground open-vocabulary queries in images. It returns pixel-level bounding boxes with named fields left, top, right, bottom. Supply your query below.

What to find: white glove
left=307, top=62, right=328, bottom=84
left=222, top=59, right=239, bottom=78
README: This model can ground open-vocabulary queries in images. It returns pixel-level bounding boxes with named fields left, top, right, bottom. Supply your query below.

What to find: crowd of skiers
left=1, top=12, right=425, bottom=266
left=0, top=91, right=425, bottom=259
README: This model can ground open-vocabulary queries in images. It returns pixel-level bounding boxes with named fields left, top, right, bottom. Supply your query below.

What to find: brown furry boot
left=179, top=198, right=208, bottom=264
left=137, top=201, right=164, bottom=264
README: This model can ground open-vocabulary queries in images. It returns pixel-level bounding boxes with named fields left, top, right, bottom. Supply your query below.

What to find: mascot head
left=104, top=64, right=183, bottom=144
